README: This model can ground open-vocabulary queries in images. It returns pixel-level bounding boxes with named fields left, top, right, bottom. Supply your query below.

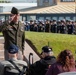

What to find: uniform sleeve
left=0, top=62, right=5, bottom=75
left=0, top=22, right=5, bottom=32
left=22, top=25, right=25, bottom=54
left=0, top=21, right=8, bottom=32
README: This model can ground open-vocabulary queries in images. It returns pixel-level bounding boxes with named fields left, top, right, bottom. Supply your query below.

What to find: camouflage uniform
left=0, top=21, right=25, bottom=60
left=0, top=58, right=27, bottom=75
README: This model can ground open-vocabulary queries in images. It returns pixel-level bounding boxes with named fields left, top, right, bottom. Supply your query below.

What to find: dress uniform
left=51, top=24, right=57, bottom=33
left=67, top=24, right=73, bottom=34
left=50, top=20, right=57, bottom=33
left=60, top=21, right=66, bottom=34
left=57, top=21, right=61, bottom=33
left=0, top=7, right=25, bottom=60
left=45, top=20, right=50, bottom=32
left=33, top=23, right=38, bottom=32
left=29, top=20, right=34, bottom=31
left=0, top=44, right=27, bottom=75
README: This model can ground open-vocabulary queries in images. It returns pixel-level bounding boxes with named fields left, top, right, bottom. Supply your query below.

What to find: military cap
left=61, top=20, right=65, bottom=23
left=11, top=7, right=19, bottom=14
left=8, top=44, right=19, bottom=54
left=42, top=46, right=52, bottom=53
left=53, top=20, right=56, bottom=22
left=66, top=20, right=69, bottom=22
left=30, top=20, right=33, bottom=22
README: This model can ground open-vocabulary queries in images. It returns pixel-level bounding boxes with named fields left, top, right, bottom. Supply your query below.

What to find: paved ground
left=0, top=37, right=40, bottom=63
left=0, top=37, right=4, bottom=60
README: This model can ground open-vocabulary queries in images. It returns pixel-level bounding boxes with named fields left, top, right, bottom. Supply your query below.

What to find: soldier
left=57, top=20, right=61, bottom=33
left=73, top=21, right=76, bottom=34
left=0, top=44, right=27, bottom=75
left=38, top=22, right=45, bottom=32
left=33, top=23, right=38, bottom=32
left=51, top=20, right=57, bottom=33
left=0, top=7, right=25, bottom=60
left=29, top=20, right=34, bottom=31
left=67, top=20, right=74, bottom=34
left=60, top=20, right=66, bottom=34
left=45, top=20, right=50, bottom=32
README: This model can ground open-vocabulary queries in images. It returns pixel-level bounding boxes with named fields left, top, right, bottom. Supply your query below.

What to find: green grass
left=25, top=31, right=76, bottom=57
left=0, top=33, right=2, bottom=35
left=1, top=31, right=76, bottom=57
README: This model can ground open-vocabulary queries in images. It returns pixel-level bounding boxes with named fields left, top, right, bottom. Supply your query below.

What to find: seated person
left=27, top=46, right=56, bottom=75
left=0, top=44, right=27, bottom=75
left=45, top=49, right=76, bottom=75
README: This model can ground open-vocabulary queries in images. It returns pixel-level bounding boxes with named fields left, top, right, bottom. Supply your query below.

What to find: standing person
left=51, top=20, right=57, bottom=33
left=67, top=21, right=73, bottom=34
left=29, top=20, right=34, bottom=31
left=0, top=44, right=27, bottom=75
left=57, top=20, right=61, bottom=33
left=0, top=7, right=25, bottom=60
left=27, top=46, right=56, bottom=75
left=33, top=23, right=38, bottom=32
left=45, top=49, right=76, bottom=75
left=45, top=20, right=50, bottom=32
left=60, top=21, right=66, bottom=34
left=38, top=22, right=44, bottom=32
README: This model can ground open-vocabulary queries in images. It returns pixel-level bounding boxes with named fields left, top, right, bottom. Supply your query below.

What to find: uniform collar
left=9, top=58, right=17, bottom=61
left=15, top=21, right=19, bottom=25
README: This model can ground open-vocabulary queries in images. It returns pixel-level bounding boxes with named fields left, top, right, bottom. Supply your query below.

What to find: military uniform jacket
left=0, top=21, right=25, bottom=53
left=0, top=59, right=27, bottom=75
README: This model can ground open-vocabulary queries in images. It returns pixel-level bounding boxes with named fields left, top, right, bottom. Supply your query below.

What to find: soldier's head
left=41, top=46, right=54, bottom=58
left=8, top=44, right=19, bottom=59
left=10, top=7, right=20, bottom=23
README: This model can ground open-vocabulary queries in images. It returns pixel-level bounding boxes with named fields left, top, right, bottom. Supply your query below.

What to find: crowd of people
left=0, top=43, right=76, bottom=75
left=25, top=19, right=76, bottom=34
left=26, top=46, right=76, bottom=75
left=0, top=7, right=76, bottom=75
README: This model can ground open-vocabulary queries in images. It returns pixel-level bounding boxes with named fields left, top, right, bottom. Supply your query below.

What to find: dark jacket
left=0, top=21, right=25, bottom=53
left=67, top=24, right=73, bottom=34
left=28, top=56, right=56, bottom=75
left=45, top=24, right=50, bottom=32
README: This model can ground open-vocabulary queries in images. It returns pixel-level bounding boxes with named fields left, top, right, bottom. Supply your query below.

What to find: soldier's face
left=10, top=14, right=20, bottom=22
left=10, top=14, right=14, bottom=17
left=10, top=14, right=16, bottom=22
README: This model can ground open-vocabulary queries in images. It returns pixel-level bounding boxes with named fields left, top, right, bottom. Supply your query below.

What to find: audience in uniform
left=25, top=19, right=76, bottom=34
